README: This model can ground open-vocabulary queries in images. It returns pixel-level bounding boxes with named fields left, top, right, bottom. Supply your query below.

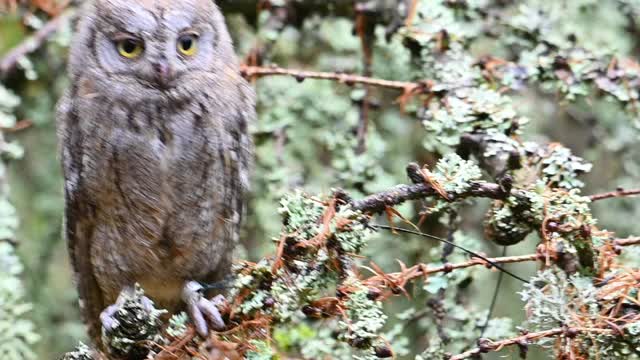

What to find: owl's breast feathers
left=60, top=77, right=253, bottom=297
left=84, top=96, right=239, bottom=263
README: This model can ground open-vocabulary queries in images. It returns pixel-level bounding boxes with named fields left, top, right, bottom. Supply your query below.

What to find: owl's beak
left=152, top=61, right=175, bottom=88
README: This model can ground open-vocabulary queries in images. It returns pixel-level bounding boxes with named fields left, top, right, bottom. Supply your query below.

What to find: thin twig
left=0, top=10, right=74, bottom=77
left=615, top=237, right=640, bottom=247
left=364, top=251, right=539, bottom=289
left=589, top=188, right=640, bottom=202
left=2, top=119, right=33, bottom=132
left=240, top=64, right=428, bottom=92
left=449, top=327, right=613, bottom=360
left=373, top=225, right=533, bottom=283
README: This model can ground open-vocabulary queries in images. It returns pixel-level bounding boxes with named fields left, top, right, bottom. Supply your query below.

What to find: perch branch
left=0, top=10, right=73, bottom=77
left=589, top=188, right=640, bottom=202
left=349, top=181, right=516, bottom=214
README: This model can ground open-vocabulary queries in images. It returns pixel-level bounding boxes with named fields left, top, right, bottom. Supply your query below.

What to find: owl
left=56, top=0, right=254, bottom=350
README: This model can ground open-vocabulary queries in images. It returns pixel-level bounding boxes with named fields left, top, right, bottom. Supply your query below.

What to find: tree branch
left=615, top=237, right=640, bottom=247
left=240, top=64, right=427, bottom=93
left=589, top=188, right=640, bottom=202
left=0, top=10, right=73, bottom=77
left=449, top=327, right=613, bottom=360
left=364, top=254, right=540, bottom=290
left=348, top=181, right=515, bottom=214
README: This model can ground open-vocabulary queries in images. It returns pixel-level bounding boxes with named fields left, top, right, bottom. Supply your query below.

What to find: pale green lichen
left=59, top=343, right=95, bottom=360
left=0, top=121, right=38, bottom=360
left=339, top=280, right=387, bottom=349
left=165, top=312, right=189, bottom=339
left=333, top=205, right=374, bottom=254
left=537, top=144, right=593, bottom=189
left=416, top=339, right=449, bottom=360
left=484, top=184, right=595, bottom=264
left=229, top=260, right=273, bottom=316
left=269, top=257, right=333, bottom=321
left=431, top=153, right=483, bottom=195
left=520, top=269, right=599, bottom=339
left=245, top=340, right=276, bottom=360
left=232, top=190, right=381, bottom=357
left=102, top=285, right=167, bottom=358
left=0, top=85, right=20, bottom=129
left=422, top=87, right=524, bottom=152
left=0, top=243, right=40, bottom=360
left=278, top=190, right=325, bottom=236
left=521, top=268, right=640, bottom=359
left=484, top=191, right=542, bottom=246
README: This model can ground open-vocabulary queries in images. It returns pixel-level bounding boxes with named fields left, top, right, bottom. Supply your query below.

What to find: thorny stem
left=449, top=327, right=614, bottom=360
left=362, top=236, right=640, bottom=288
left=363, top=247, right=539, bottom=287
left=371, top=225, right=532, bottom=283
left=589, top=188, right=640, bottom=202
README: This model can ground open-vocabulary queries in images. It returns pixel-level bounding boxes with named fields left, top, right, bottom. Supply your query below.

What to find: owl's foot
left=100, top=287, right=154, bottom=333
left=182, top=281, right=226, bottom=337
left=100, top=304, right=120, bottom=332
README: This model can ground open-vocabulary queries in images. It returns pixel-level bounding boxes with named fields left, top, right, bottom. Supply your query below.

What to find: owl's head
left=70, top=0, right=237, bottom=99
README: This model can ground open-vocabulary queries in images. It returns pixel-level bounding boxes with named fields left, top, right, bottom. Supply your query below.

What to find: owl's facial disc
left=87, top=0, right=226, bottom=93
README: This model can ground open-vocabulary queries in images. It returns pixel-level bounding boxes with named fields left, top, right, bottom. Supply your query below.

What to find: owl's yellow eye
left=116, top=38, right=144, bottom=59
left=177, top=34, right=198, bottom=56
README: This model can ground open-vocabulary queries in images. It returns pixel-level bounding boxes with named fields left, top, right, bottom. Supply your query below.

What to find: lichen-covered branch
left=348, top=180, right=513, bottom=214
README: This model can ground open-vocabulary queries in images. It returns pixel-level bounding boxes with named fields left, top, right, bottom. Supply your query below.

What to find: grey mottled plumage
left=56, top=0, right=254, bottom=349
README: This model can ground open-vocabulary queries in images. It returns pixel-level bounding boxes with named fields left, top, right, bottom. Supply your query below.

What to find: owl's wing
left=233, top=83, right=256, bottom=196
left=56, top=92, right=106, bottom=348
left=227, top=83, right=255, bottom=245
left=202, top=81, right=255, bottom=289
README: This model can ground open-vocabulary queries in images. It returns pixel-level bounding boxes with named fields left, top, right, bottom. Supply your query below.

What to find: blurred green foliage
left=1, top=1, right=640, bottom=359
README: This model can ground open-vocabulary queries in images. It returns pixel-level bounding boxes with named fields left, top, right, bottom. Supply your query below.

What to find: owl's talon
left=100, top=288, right=155, bottom=333
left=183, top=281, right=226, bottom=337
left=100, top=304, right=120, bottom=333
left=140, top=295, right=154, bottom=312
left=198, top=295, right=225, bottom=328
